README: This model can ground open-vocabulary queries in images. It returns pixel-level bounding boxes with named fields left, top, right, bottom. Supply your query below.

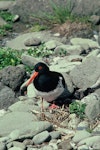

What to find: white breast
left=34, top=76, right=64, bottom=102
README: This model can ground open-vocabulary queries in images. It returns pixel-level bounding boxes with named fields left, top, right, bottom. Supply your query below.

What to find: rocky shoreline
left=0, top=1, right=100, bottom=150
left=0, top=31, right=100, bottom=150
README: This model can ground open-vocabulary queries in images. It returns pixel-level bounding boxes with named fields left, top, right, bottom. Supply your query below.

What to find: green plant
left=0, top=23, right=13, bottom=35
left=69, top=101, right=86, bottom=119
left=0, top=48, right=22, bottom=69
left=27, top=43, right=53, bottom=57
left=0, top=11, right=14, bottom=22
left=49, top=0, right=73, bottom=23
left=30, top=24, right=48, bottom=32
left=31, top=0, right=74, bottom=25
left=0, top=11, right=14, bottom=36
left=59, top=48, right=67, bottom=56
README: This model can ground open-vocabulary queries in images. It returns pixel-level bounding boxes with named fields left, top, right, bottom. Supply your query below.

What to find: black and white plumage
left=21, top=62, right=65, bottom=108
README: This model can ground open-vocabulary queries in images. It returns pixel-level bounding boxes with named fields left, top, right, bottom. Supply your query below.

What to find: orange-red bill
left=26, top=71, right=39, bottom=86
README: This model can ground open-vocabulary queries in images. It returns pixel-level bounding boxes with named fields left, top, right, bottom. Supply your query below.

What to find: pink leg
left=49, top=103, right=59, bottom=109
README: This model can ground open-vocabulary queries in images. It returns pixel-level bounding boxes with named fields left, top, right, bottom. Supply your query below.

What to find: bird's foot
left=49, top=104, right=59, bottom=109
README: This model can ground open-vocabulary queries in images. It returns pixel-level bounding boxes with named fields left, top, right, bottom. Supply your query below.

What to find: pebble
left=81, top=93, right=100, bottom=121
left=13, top=15, right=20, bottom=22
left=24, top=37, right=41, bottom=46
left=68, top=114, right=80, bottom=129
left=77, top=120, right=89, bottom=130
left=49, top=131, right=61, bottom=139
left=72, top=130, right=91, bottom=143
left=78, top=136, right=100, bottom=147
left=0, top=142, right=6, bottom=150
left=58, top=139, right=72, bottom=150
left=49, top=143, right=58, bottom=150
left=56, top=127, right=75, bottom=135
left=12, top=141, right=26, bottom=150
left=45, top=40, right=61, bottom=50
left=93, top=124, right=100, bottom=133
left=32, top=131, right=50, bottom=144
left=21, top=54, right=40, bottom=67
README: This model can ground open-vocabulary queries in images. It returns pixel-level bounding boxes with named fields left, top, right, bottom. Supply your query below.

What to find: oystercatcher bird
left=21, top=62, right=65, bottom=110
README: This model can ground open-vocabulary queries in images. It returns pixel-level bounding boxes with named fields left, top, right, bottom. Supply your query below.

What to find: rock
left=21, top=54, right=39, bottom=67
left=56, top=127, right=75, bottom=135
left=97, top=53, right=100, bottom=57
left=60, top=119, right=69, bottom=127
left=72, top=130, right=91, bottom=143
left=50, top=58, right=81, bottom=73
left=37, top=99, right=50, bottom=109
left=6, top=31, right=61, bottom=50
left=0, top=111, right=37, bottom=136
left=54, top=45, right=83, bottom=56
left=0, top=142, right=6, bottom=150
left=0, top=17, right=7, bottom=26
left=93, top=141, right=100, bottom=150
left=77, top=145, right=89, bottom=150
left=23, top=139, right=33, bottom=147
left=12, top=141, right=26, bottom=150
left=32, top=131, right=50, bottom=144
left=45, top=40, right=62, bottom=50
left=0, top=1, right=15, bottom=10
left=81, top=93, right=100, bottom=121
left=77, top=120, right=89, bottom=130
left=40, top=145, right=54, bottom=150
left=68, top=114, right=80, bottom=129
left=1, top=65, right=26, bottom=91
left=8, top=130, right=20, bottom=142
left=0, top=109, right=7, bottom=117
left=9, top=0, right=100, bottom=22
left=58, top=139, right=72, bottom=150
left=20, top=121, right=52, bottom=139
left=72, top=0, right=100, bottom=16
left=89, top=15, right=100, bottom=25
left=53, top=33, right=60, bottom=37
left=24, top=37, right=41, bottom=46
left=50, top=131, right=61, bottom=139
left=98, top=33, right=100, bottom=45
left=8, top=99, right=40, bottom=112
left=93, top=124, right=100, bottom=133
left=66, top=55, right=83, bottom=62
left=83, top=49, right=100, bottom=61
left=70, top=56, right=100, bottom=90
left=0, top=136, right=9, bottom=143
left=0, top=85, right=18, bottom=109
left=8, top=147, right=22, bottom=150
left=13, top=15, right=20, bottom=22
left=27, top=83, right=37, bottom=98
left=49, top=142, right=58, bottom=150
left=70, top=38, right=99, bottom=49
left=78, top=136, right=100, bottom=147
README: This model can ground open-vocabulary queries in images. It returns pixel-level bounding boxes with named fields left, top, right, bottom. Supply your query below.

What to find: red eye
left=38, top=66, right=42, bottom=70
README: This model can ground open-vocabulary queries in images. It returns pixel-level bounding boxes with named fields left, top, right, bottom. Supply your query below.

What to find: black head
left=34, top=62, right=49, bottom=74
